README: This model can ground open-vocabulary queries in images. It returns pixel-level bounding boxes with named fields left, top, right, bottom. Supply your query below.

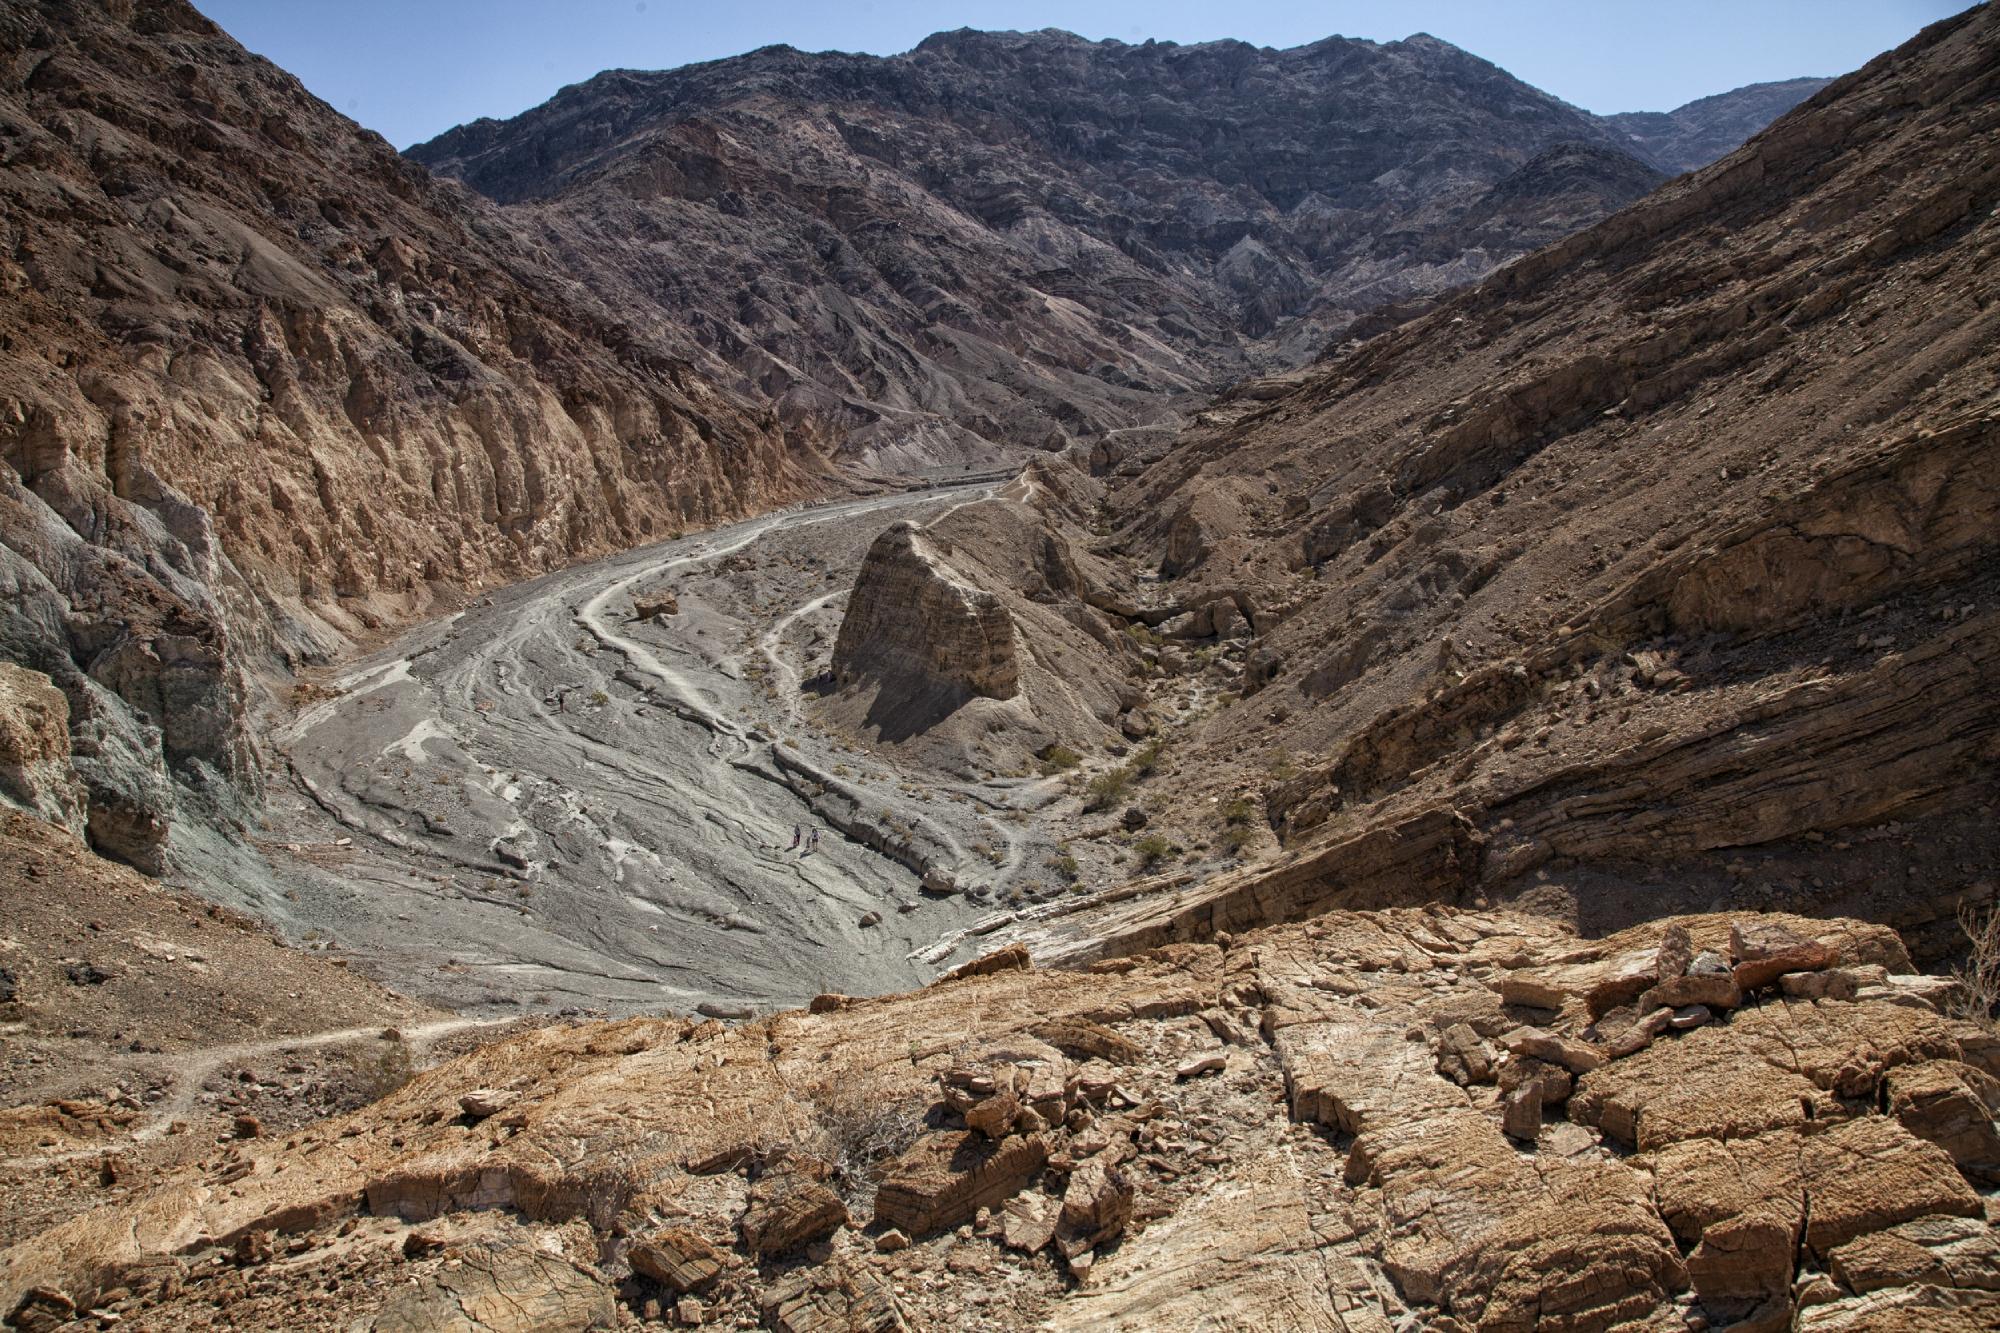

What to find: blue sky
left=190, top=0, right=1967, bottom=150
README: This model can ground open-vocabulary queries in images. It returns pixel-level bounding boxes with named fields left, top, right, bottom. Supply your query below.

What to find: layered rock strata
left=1060, top=4, right=2000, bottom=958
left=2, top=909, right=1994, bottom=1330
left=823, top=461, right=1143, bottom=764
left=833, top=522, right=1020, bottom=712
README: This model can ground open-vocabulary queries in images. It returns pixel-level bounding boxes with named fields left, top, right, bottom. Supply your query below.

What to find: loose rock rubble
left=2, top=907, right=1994, bottom=1330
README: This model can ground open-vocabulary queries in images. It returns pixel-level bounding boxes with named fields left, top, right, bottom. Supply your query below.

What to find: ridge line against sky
left=189, top=0, right=1966, bottom=150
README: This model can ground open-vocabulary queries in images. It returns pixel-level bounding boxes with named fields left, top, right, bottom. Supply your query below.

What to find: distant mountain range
left=410, top=31, right=1823, bottom=469
left=1608, top=76, right=1831, bottom=173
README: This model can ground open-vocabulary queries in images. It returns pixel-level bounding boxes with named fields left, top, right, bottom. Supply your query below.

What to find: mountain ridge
left=406, top=29, right=1822, bottom=474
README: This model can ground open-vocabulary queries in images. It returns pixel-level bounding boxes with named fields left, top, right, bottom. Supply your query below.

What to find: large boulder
left=832, top=522, right=1019, bottom=710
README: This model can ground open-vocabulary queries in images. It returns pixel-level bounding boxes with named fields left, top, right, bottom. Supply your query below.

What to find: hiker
left=788, top=825, right=801, bottom=851
left=808, top=828, right=821, bottom=853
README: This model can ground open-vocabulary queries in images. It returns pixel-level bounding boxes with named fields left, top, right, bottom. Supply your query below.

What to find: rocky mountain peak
left=1608, top=75, right=1833, bottom=173
left=406, top=24, right=1724, bottom=471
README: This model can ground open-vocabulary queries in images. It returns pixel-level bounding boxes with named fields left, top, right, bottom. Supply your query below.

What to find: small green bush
left=1130, top=739, right=1167, bottom=777
left=1084, top=768, right=1131, bottom=811
left=1038, top=744, right=1083, bottom=775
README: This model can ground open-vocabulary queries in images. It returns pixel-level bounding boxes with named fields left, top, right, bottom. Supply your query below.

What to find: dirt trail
left=129, top=1017, right=510, bottom=1145
left=2, top=1018, right=515, bottom=1175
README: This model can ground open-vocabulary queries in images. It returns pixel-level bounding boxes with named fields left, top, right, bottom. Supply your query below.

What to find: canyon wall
left=0, top=0, right=811, bottom=868
left=1048, top=4, right=2000, bottom=961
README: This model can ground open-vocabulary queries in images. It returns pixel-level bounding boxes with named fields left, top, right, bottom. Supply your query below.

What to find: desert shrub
left=354, top=1034, right=413, bottom=1103
left=1130, top=739, right=1167, bottom=777
left=1038, top=744, right=1083, bottom=774
left=806, top=1083, right=928, bottom=1215
left=1083, top=739, right=1170, bottom=811
left=1083, top=768, right=1131, bottom=811
left=1133, top=835, right=1173, bottom=869
left=1948, top=898, right=2000, bottom=1030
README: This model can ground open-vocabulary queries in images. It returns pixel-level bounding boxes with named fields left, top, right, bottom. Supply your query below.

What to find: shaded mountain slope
left=1609, top=76, right=1834, bottom=174
left=1040, top=3, right=2000, bottom=962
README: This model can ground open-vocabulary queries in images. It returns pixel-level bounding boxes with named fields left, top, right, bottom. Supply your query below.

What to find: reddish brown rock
left=1500, top=1083, right=1542, bottom=1141
left=1572, top=1028, right=1829, bottom=1150
left=1498, top=1054, right=1573, bottom=1107
left=1800, top=1117, right=1983, bottom=1256
left=1685, top=1208, right=1798, bottom=1312
left=628, top=1228, right=723, bottom=1294
left=873, top=1131, right=1048, bottom=1237
left=1734, top=940, right=1839, bottom=992
left=1055, top=1154, right=1134, bottom=1259
left=999, top=1194, right=1061, bottom=1254
left=371, top=1239, right=616, bottom=1333
left=1885, top=1059, right=2000, bottom=1183
left=1636, top=971, right=1742, bottom=1014
left=1656, top=923, right=1694, bottom=982
left=0, top=665, right=86, bottom=838
left=1499, top=1024, right=1605, bottom=1074
left=937, top=944, right=1033, bottom=984
left=964, top=1089, right=1022, bottom=1140
left=739, top=1172, right=849, bottom=1256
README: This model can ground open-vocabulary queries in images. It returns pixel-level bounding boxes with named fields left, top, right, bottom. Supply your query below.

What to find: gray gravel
left=247, top=484, right=1062, bottom=1016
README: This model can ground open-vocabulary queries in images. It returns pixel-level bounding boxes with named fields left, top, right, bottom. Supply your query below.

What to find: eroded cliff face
left=4, top=912, right=1996, bottom=1330
left=0, top=0, right=810, bottom=867
left=0, top=660, right=85, bottom=837
left=1048, top=5, right=2000, bottom=959
left=833, top=522, right=1020, bottom=709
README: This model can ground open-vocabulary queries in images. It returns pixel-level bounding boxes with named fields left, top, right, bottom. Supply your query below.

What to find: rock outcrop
left=4, top=908, right=1995, bottom=1330
left=0, top=661, right=85, bottom=837
left=0, top=0, right=807, bottom=869
left=821, top=462, right=1147, bottom=766
left=833, top=521, right=1020, bottom=716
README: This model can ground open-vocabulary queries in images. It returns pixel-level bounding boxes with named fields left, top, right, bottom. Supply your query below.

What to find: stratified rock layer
left=0, top=661, right=85, bottom=837
left=3, top=908, right=1995, bottom=1330
left=833, top=521, right=1020, bottom=721
left=1060, top=4, right=2000, bottom=960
